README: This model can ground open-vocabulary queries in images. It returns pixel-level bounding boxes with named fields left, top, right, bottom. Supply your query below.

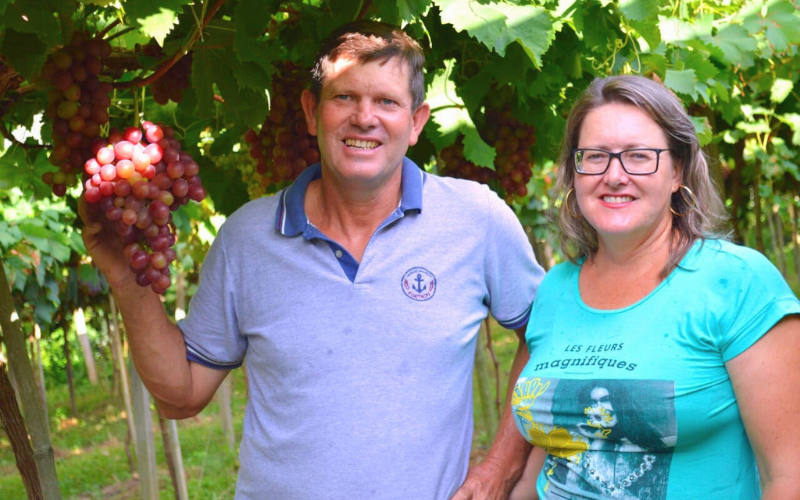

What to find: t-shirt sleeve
left=177, top=223, right=247, bottom=369
left=717, top=245, right=800, bottom=362
left=481, top=187, right=546, bottom=330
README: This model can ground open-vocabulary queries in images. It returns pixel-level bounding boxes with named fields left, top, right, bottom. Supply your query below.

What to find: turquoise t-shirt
left=512, top=239, right=800, bottom=499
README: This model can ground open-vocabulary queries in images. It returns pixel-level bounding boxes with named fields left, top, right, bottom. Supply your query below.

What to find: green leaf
left=741, top=0, right=800, bottom=52
left=770, top=78, right=793, bottom=103
left=397, top=0, right=432, bottom=21
left=435, top=0, right=554, bottom=67
left=690, top=116, right=713, bottom=146
left=0, top=222, right=22, bottom=248
left=191, top=47, right=218, bottom=115
left=425, top=60, right=468, bottom=149
left=706, top=23, right=757, bottom=67
left=125, top=0, right=195, bottom=45
left=233, top=0, right=280, bottom=63
left=628, top=17, right=661, bottom=52
left=777, top=113, right=800, bottom=146
left=2, top=0, right=68, bottom=46
left=462, top=127, right=495, bottom=169
left=619, top=0, right=660, bottom=22
left=664, top=69, right=699, bottom=99
left=1, top=29, right=47, bottom=81
left=658, top=16, right=696, bottom=45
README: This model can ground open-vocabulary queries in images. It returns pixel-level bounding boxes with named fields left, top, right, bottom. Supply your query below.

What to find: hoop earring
left=564, top=188, right=581, bottom=218
left=670, top=185, right=697, bottom=217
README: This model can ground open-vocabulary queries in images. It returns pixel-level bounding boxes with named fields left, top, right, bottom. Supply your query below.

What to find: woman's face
left=590, top=386, right=618, bottom=428
left=574, top=102, right=681, bottom=248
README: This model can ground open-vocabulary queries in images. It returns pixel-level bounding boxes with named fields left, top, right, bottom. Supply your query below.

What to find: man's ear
left=301, top=90, right=318, bottom=137
left=408, top=102, right=430, bottom=147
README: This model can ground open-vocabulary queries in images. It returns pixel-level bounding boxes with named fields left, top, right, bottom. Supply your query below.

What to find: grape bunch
left=244, top=63, right=320, bottom=189
left=145, top=45, right=193, bottom=105
left=438, top=138, right=497, bottom=185
left=40, top=31, right=113, bottom=197
left=83, top=122, right=207, bottom=294
left=439, top=109, right=536, bottom=204
left=482, top=109, right=536, bottom=201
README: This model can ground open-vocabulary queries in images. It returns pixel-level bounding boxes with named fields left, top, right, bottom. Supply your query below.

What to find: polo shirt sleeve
left=178, top=222, right=246, bottom=370
left=481, top=188, right=545, bottom=330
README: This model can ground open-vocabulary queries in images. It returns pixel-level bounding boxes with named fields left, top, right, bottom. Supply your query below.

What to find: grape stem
left=97, top=19, right=122, bottom=39
left=114, top=0, right=228, bottom=90
left=0, top=121, right=48, bottom=150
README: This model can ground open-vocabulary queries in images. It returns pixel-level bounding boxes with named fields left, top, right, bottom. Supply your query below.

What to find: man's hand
left=77, top=196, right=134, bottom=288
left=450, top=458, right=510, bottom=500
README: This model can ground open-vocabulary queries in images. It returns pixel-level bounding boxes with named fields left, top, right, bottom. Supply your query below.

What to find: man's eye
left=335, top=95, right=350, bottom=101
left=381, top=98, right=395, bottom=105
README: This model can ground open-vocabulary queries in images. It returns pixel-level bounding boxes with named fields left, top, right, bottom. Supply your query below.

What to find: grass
left=1, top=322, right=520, bottom=499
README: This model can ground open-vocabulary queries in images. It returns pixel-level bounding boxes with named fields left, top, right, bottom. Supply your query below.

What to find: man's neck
left=304, top=170, right=402, bottom=262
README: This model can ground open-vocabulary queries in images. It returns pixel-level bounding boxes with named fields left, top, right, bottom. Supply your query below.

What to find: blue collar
left=275, top=157, right=426, bottom=236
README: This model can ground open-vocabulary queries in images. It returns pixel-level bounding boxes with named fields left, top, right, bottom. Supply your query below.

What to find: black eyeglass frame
left=572, top=148, right=668, bottom=176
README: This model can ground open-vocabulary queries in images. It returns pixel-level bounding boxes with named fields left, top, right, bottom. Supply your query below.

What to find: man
left=82, top=20, right=544, bottom=499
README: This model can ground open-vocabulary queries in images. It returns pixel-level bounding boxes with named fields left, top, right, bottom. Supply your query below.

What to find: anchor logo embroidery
left=401, top=267, right=436, bottom=301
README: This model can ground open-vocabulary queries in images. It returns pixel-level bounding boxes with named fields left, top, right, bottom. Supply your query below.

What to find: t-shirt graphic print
left=513, top=377, right=676, bottom=499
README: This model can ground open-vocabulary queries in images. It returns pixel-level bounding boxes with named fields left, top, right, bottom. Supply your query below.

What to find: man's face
left=301, top=56, right=430, bottom=190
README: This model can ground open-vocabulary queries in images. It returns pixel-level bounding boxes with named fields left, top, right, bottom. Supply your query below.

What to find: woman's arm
left=727, top=315, right=800, bottom=500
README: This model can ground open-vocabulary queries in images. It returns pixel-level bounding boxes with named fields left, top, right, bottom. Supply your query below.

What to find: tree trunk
left=109, top=297, right=138, bottom=452
left=130, top=362, right=159, bottom=499
left=772, top=200, right=787, bottom=276
left=753, top=160, right=765, bottom=254
left=33, top=323, right=48, bottom=425
left=0, top=261, right=62, bottom=499
left=0, top=360, right=43, bottom=499
left=62, top=329, right=77, bottom=417
left=74, top=308, right=98, bottom=385
left=217, top=376, right=236, bottom=453
left=765, top=197, right=784, bottom=274
left=789, top=201, right=800, bottom=288
left=473, top=320, right=498, bottom=438
left=730, top=140, right=746, bottom=244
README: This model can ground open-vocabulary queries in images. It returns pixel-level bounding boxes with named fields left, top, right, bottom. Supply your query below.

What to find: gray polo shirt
left=180, top=158, right=544, bottom=499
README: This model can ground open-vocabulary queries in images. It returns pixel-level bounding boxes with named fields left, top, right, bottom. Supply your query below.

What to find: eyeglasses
left=573, top=148, right=668, bottom=175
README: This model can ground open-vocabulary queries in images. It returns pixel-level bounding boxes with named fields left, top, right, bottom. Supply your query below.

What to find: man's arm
left=451, top=326, right=538, bottom=500
left=80, top=200, right=227, bottom=418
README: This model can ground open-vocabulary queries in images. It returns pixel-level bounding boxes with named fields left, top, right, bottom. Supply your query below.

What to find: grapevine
left=140, top=43, right=193, bottom=105
left=439, top=109, right=536, bottom=204
left=82, top=121, right=207, bottom=294
left=244, top=63, right=320, bottom=190
left=40, top=30, right=113, bottom=197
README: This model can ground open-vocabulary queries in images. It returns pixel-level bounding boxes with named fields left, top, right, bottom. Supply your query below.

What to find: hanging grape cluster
left=40, top=31, right=113, bottom=197
left=439, top=109, right=536, bottom=204
left=244, top=63, right=320, bottom=190
left=82, top=122, right=207, bottom=294
left=140, top=43, right=193, bottom=105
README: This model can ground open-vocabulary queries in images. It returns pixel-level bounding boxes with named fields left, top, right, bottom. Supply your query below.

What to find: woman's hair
left=575, top=381, right=667, bottom=450
left=310, top=20, right=426, bottom=110
left=556, top=75, right=729, bottom=277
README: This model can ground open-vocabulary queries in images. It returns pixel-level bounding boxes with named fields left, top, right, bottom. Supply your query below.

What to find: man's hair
left=555, top=75, right=730, bottom=277
left=310, top=20, right=426, bottom=110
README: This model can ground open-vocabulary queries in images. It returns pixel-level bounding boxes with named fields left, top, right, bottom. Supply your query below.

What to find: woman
left=510, top=75, right=800, bottom=499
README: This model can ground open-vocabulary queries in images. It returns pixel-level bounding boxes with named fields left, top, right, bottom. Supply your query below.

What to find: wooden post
left=473, top=320, right=499, bottom=437
left=108, top=297, right=137, bottom=445
left=217, top=376, right=236, bottom=452
left=130, top=363, right=158, bottom=500
left=74, top=307, right=98, bottom=384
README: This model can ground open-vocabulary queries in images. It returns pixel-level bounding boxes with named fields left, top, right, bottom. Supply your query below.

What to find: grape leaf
left=777, top=113, right=800, bottom=145
left=124, top=0, right=195, bottom=45
left=770, top=78, right=793, bottom=103
left=398, top=0, right=432, bottom=21
left=2, top=0, right=60, bottom=46
left=619, top=0, right=660, bottom=22
left=740, top=0, right=800, bottom=52
left=462, top=127, right=495, bottom=169
left=425, top=60, right=494, bottom=168
left=627, top=17, right=661, bottom=52
left=435, top=0, right=554, bottom=67
left=1, top=29, right=47, bottom=81
left=690, top=116, right=713, bottom=146
left=233, top=0, right=279, bottom=63
left=191, top=48, right=217, bottom=116
left=658, top=16, right=697, bottom=46
left=706, top=23, right=757, bottom=67
left=664, top=68, right=699, bottom=99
